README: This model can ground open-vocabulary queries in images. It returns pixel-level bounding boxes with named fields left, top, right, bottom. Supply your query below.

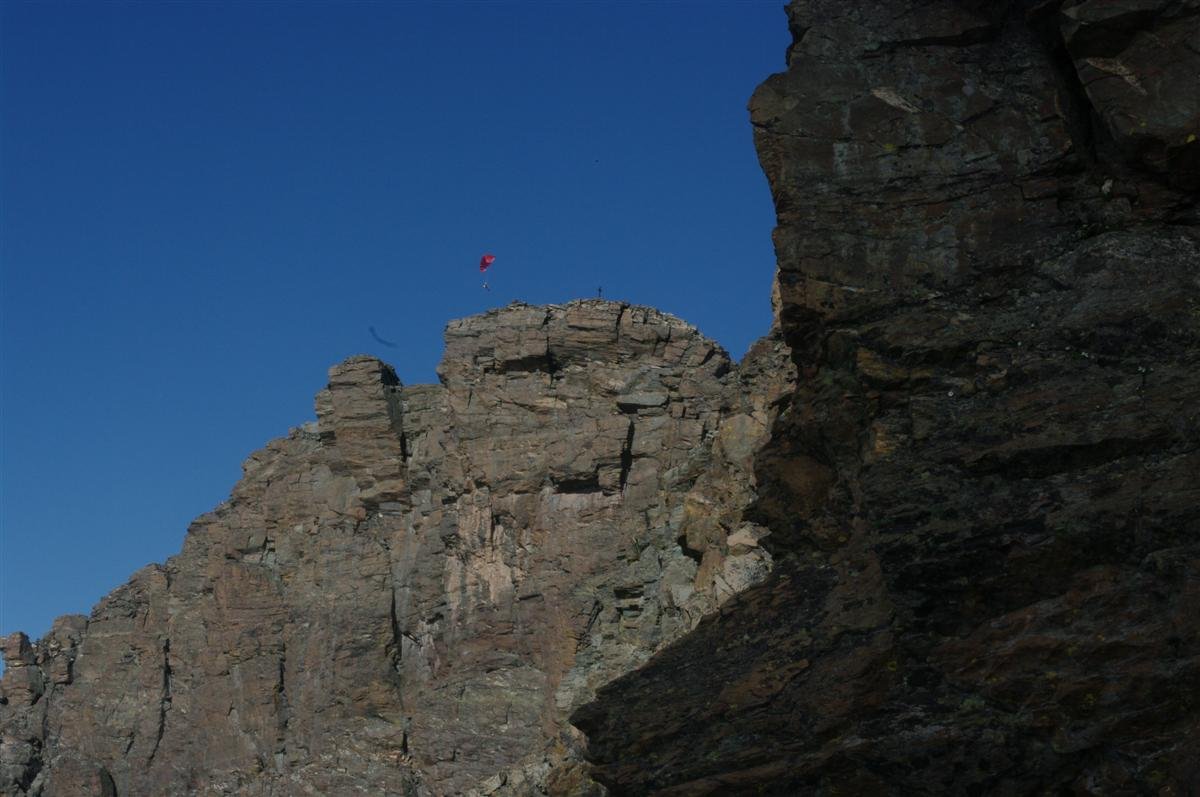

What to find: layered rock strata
left=5, top=3, right=1197, bottom=794
left=0, top=301, right=794, bottom=796
left=574, top=1, right=1200, bottom=793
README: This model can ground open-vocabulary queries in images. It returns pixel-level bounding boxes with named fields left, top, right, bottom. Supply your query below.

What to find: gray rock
left=0, top=300, right=793, bottom=795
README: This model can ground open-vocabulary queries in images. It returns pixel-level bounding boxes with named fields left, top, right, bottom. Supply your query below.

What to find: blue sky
left=0, top=2, right=788, bottom=641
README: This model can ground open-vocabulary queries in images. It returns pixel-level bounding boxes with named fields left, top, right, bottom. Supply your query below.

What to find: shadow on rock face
left=570, top=1, right=1200, bottom=794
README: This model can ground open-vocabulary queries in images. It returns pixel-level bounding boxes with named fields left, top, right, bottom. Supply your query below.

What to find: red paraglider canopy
left=479, top=253, right=496, bottom=272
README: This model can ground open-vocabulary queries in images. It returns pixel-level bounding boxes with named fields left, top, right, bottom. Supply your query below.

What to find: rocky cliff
left=0, top=302, right=794, bottom=795
left=3, top=1, right=1198, bottom=795
left=574, top=0, right=1200, bottom=794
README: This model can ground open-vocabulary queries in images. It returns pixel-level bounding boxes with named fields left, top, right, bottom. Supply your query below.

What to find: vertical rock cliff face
left=0, top=302, right=794, bottom=796
left=3, top=4, right=1197, bottom=795
left=574, top=1, right=1199, bottom=794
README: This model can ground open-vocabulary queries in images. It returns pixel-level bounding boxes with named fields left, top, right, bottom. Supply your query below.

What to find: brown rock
left=0, top=301, right=793, bottom=795
left=1062, top=0, right=1200, bottom=188
left=6, top=5, right=1192, bottom=794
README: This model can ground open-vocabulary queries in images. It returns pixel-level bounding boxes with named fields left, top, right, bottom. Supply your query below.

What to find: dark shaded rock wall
left=573, top=1, right=1199, bottom=794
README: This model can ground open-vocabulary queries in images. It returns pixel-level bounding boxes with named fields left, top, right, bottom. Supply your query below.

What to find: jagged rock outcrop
left=574, top=1, right=1199, bottom=794
left=5, top=3, right=1197, bottom=795
left=0, top=301, right=794, bottom=796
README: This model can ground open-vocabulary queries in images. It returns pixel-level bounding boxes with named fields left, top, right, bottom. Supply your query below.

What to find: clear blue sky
left=0, top=2, right=788, bottom=641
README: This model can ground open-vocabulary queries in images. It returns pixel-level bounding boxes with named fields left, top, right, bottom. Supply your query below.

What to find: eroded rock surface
left=5, top=3, right=1196, bottom=795
left=0, top=301, right=793, bottom=796
left=574, top=1, right=1199, bottom=794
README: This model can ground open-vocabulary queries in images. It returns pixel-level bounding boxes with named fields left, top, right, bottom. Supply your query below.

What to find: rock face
left=574, top=1, right=1200, bottom=794
left=4, top=4, right=1198, bottom=795
left=0, top=301, right=794, bottom=796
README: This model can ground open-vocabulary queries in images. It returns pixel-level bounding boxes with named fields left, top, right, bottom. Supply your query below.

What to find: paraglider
left=480, top=253, right=495, bottom=290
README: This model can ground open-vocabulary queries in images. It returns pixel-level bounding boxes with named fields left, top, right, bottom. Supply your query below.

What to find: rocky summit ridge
left=4, top=1, right=1200, bottom=795
left=0, top=300, right=795, bottom=795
